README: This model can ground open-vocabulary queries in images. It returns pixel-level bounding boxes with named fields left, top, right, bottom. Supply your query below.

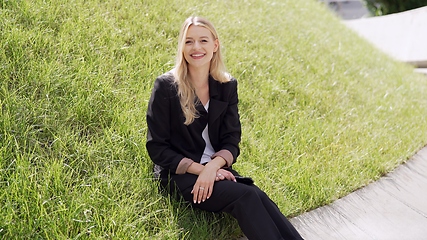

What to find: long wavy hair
left=174, top=16, right=230, bottom=125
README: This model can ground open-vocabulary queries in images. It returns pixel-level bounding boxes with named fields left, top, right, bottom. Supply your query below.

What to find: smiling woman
left=145, top=16, right=303, bottom=240
left=183, top=26, right=219, bottom=74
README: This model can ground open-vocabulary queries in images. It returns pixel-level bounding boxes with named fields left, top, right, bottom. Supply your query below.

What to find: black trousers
left=164, top=171, right=303, bottom=240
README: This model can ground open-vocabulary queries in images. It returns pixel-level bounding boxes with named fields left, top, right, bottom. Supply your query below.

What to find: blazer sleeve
left=146, top=76, right=193, bottom=174
left=215, top=79, right=241, bottom=166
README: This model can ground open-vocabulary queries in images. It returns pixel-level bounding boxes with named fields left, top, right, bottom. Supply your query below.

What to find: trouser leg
left=178, top=178, right=302, bottom=240
left=248, top=185, right=303, bottom=240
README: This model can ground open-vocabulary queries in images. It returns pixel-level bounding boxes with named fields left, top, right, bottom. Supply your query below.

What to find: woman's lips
left=191, top=53, right=205, bottom=59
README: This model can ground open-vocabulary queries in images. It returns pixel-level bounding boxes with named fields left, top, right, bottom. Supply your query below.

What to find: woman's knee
left=249, top=185, right=270, bottom=200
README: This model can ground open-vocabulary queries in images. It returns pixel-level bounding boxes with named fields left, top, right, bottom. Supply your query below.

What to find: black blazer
left=146, top=72, right=241, bottom=176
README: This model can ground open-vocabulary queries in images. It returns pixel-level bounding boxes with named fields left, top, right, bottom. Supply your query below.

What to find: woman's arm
left=215, top=78, right=241, bottom=166
left=146, top=75, right=194, bottom=174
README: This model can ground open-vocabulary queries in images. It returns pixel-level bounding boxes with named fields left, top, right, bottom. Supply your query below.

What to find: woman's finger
left=218, top=169, right=235, bottom=181
left=198, top=186, right=207, bottom=203
left=202, top=186, right=209, bottom=202
left=216, top=172, right=225, bottom=180
left=206, top=182, right=214, bottom=200
left=229, top=173, right=236, bottom=182
left=217, top=170, right=229, bottom=180
left=192, top=185, right=200, bottom=203
left=223, top=171, right=233, bottom=180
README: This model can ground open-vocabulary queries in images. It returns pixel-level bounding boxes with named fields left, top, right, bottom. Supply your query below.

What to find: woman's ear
left=214, top=39, right=219, bottom=53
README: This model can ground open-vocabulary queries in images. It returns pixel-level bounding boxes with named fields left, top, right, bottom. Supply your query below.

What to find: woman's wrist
left=211, top=150, right=233, bottom=167
left=186, top=162, right=204, bottom=175
left=206, top=157, right=226, bottom=170
left=186, top=157, right=226, bottom=175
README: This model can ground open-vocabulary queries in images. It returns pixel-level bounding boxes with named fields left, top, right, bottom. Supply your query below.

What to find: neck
left=188, top=65, right=210, bottom=88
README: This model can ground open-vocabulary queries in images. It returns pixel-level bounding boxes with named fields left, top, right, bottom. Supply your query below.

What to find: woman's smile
left=190, top=52, right=206, bottom=59
left=183, top=25, right=218, bottom=68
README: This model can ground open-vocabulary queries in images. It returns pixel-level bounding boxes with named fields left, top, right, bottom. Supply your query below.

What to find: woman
left=146, top=16, right=303, bottom=240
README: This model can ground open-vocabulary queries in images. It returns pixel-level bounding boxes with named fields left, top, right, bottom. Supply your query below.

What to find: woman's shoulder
left=222, top=74, right=238, bottom=88
left=155, top=71, right=176, bottom=84
left=153, top=71, right=177, bottom=91
left=210, top=74, right=238, bottom=99
left=212, top=73, right=237, bottom=85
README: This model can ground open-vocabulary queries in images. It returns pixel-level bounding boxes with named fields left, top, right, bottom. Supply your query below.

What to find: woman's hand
left=191, top=167, right=237, bottom=204
left=190, top=157, right=235, bottom=204
left=191, top=164, right=217, bottom=204
left=215, top=168, right=236, bottom=182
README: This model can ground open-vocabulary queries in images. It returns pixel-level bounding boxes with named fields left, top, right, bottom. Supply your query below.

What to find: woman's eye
left=185, top=40, right=193, bottom=44
left=201, top=39, right=208, bottom=43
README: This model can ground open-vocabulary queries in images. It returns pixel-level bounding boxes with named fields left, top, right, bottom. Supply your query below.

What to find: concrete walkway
left=289, top=7, right=427, bottom=240
left=290, top=146, right=427, bottom=239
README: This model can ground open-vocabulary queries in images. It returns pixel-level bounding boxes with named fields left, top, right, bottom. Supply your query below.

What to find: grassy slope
left=1, top=0, right=426, bottom=239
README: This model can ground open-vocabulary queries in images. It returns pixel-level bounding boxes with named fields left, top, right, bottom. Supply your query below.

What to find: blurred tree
left=364, top=0, right=427, bottom=15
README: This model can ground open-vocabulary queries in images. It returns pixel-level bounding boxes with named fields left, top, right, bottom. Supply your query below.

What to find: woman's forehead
left=186, top=25, right=214, bottom=38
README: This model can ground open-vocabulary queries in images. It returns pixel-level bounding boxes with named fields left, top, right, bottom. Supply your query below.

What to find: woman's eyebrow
left=186, top=36, right=210, bottom=39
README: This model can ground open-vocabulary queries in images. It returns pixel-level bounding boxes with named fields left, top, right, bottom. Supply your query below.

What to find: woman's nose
left=193, top=41, right=201, bottom=49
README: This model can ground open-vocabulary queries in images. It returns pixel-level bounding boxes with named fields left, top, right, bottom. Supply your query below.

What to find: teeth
left=192, top=54, right=204, bottom=57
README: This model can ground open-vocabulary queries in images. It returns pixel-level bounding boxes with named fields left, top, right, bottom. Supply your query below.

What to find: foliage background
left=363, top=0, right=427, bottom=15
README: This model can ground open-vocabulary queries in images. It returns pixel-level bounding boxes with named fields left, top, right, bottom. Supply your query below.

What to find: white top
left=200, top=100, right=215, bottom=165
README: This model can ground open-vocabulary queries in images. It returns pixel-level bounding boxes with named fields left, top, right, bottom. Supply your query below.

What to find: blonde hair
left=174, top=16, right=230, bottom=125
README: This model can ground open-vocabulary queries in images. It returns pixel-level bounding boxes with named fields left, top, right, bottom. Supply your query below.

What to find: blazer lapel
left=208, top=76, right=228, bottom=124
left=209, top=98, right=227, bottom=123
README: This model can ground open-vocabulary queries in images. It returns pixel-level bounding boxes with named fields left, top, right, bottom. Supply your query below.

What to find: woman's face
left=183, top=25, right=218, bottom=70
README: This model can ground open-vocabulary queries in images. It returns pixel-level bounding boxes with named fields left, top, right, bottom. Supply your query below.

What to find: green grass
left=1, top=0, right=427, bottom=239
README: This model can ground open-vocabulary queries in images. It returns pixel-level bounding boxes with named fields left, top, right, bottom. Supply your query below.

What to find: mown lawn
left=1, top=0, right=426, bottom=239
